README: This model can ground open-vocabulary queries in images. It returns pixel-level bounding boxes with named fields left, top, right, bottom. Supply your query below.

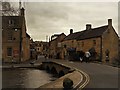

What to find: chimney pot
left=86, top=24, right=92, bottom=30
left=108, top=19, right=112, bottom=26
left=70, top=29, right=73, bottom=34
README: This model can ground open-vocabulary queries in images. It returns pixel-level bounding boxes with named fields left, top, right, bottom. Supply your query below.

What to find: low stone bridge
left=41, top=61, right=74, bottom=77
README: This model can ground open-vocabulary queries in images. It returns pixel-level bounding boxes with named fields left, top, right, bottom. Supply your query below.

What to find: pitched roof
left=63, top=30, right=85, bottom=41
left=63, top=25, right=108, bottom=41
left=77, top=25, right=108, bottom=40
left=51, top=33, right=66, bottom=42
left=26, top=33, right=30, bottom=38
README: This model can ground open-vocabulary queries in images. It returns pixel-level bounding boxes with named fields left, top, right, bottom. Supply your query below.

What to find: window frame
left=82, top=41, right=84, bottom=47
left=7, top=31, right=13, bottom=41
left=7, top=47, right=12, bottom=56
left=93, top=40, right=96, bottom=46
left=8, top=19, right=14, bottom=26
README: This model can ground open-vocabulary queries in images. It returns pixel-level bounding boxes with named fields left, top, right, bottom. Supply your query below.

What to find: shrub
left=63, top=78, right=73, bottom=89
left=112, top=57, right=120, bottom=67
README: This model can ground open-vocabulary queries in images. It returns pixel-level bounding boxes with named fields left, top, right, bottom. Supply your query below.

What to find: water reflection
left=2, top=68, right=53, bottom=88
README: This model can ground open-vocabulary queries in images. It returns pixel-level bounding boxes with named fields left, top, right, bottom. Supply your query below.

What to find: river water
left=2, top=68, right=55, bottom=88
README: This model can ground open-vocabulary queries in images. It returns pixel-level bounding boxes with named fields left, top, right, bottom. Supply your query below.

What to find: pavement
left=38, top=70, right=83, bottom=89
left=2, top=56, right=120, bottom=89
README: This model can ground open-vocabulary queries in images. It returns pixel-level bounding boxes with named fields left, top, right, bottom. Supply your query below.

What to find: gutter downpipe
left=19, top=17, right=23, bottom=63
left=100, top=36, right=103, bottom=62
left=19, top=24, right=22, bottom=63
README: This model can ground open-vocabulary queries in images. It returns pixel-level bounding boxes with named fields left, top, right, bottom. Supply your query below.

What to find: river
left=2, top=68, right=55, bottom=88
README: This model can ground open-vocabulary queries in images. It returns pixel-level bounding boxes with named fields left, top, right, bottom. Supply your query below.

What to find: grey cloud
left=25, top=2, right=71, bottom=35
left=26, top=2, right=69, bottom=20
left=25, top=2, right=118, bottom=41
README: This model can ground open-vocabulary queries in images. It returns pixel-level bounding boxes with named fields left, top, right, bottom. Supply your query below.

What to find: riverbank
left=2, top=58, right=90, bottom=89
left=2, top=68, right=53, bottom=88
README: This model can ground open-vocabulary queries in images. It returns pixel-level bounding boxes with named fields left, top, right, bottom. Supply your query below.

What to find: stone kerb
left=37, top=70, right=83, bottom=89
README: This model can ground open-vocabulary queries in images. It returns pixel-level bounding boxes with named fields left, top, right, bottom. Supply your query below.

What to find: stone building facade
left=118, top=37, right=120, bottom=60
left=62, top=19, right=119, bottom=63
left=30, top=39, right=36, bottom=59
left=2, top=8, right=30, bottom=63
left=49, top=33, right=66, bottom=59
left=34, top=41, right=48, bottom=55
left=30, top=40, right=49, bottom=59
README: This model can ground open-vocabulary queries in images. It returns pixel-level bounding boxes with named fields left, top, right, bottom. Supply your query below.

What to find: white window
left=7, top=47, right=12, bottom=56
left=7, top=32, right=12, bottom=40
left=8, top=20, right=14, bottom=26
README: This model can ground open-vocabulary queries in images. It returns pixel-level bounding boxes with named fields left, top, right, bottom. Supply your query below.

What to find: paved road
left=2, top=56, right=119, bottom=88
left=30, top=56, right=120, bottom=88
left=51, top=60, right=119, bottom=88
left=30, top=56, right=119, bottom=88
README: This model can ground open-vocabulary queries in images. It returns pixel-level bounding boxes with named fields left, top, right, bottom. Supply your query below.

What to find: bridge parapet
left=38, top=61, right=89, bottom=89
left=42, top=61, right=73, bottom=77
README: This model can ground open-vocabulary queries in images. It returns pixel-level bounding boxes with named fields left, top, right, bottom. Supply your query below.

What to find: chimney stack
left=20, top=7, right=25, bottom=16
left=70, top=29, right=73, bottom=34
left=86, top=24, right=92, bottom=30
left=108, top=19, right=112, bottom=27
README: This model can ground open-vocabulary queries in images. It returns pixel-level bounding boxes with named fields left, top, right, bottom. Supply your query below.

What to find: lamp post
left=46, top=35, right=48, bottom=58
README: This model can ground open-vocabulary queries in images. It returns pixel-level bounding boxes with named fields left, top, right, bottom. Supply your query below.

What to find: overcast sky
left=10, top=1, right=119, bottom=41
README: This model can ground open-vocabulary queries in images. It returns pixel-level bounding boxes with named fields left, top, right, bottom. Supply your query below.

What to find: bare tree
left=2, top=1, right=19, bottom=16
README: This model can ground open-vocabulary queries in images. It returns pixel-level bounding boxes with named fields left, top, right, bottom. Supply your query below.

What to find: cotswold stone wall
left=102, top=27, right=119, bottom=63
left=41, top=61, right=71, bottom=77
left=77, top=37, right=101, bottom=54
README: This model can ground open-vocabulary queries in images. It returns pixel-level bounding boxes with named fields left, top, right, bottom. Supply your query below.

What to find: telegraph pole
left=46, top=35, right=48, bottom=42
